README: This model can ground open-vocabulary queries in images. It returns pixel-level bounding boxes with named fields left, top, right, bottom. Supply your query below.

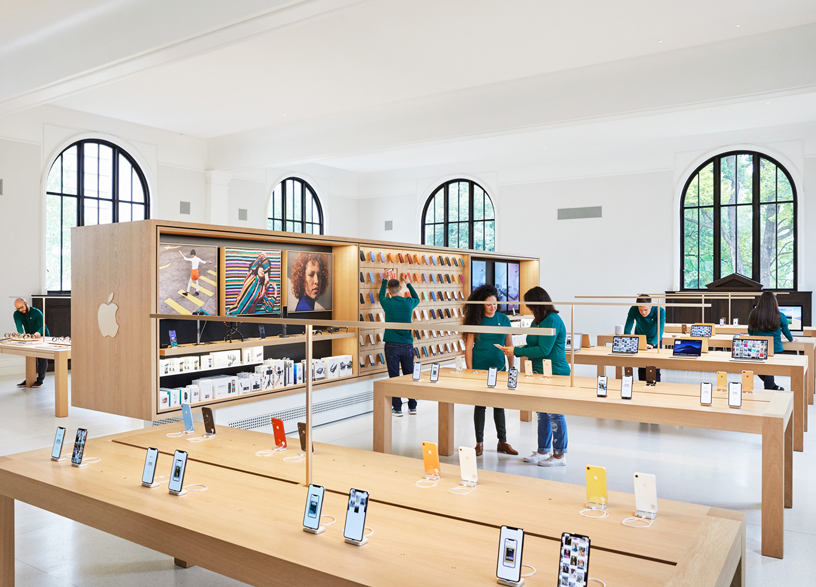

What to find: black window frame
left=267, top=177, right=324, bottom=235
left=421, top=179, right=495, bottom=251
left=46, top=139, right=150, bottom=294
left=680, top=150, right=797, bottom=290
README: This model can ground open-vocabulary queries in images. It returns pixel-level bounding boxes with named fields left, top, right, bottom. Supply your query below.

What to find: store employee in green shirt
left=12, top=298, right=49, bottom=388
left=499, top=287, right=570, bottom=467
left=380, top=270, right=420, bottom=416
left=464, top=284, right=518, bottom=457
left=624, top=295, right=665, bottom=382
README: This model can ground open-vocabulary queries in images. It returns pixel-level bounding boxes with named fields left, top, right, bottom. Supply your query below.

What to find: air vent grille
left=228, top=390, right=373, bottom=430
left=238, top=208, right=248, bottom=221
left=557, top=206, right=602, bottom=220
left=384, top=220, right=393, bottom=231
left=179, top=201, right=191, bottom=215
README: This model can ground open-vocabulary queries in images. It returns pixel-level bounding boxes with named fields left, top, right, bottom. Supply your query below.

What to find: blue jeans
left=385, top=342, right=416, bottom=412
left=537, top=413, right=568, bottom=455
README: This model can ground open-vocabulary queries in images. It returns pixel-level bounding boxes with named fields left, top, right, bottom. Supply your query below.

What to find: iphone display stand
left=497, top=579, right=524, bottom=587
left=51, top=457, right=68, bottom=463
left=344, top=537, right=368, bottom=547
left=143, top=476, right=169, bottom=489
left=72, top=457, right=100, bottom=469
left=635, top=510, right=657, bottom=520
left=585, top=501, right=607, bottom=511
left=459, top=480, right=476, bottom=488
left=169, top=489, right=188, bottom=497
left=203, top=433, right=216, bottom=438
left=303, top=526, right=325, bottom=535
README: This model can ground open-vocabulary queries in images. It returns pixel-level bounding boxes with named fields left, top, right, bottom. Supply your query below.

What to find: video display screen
left=612, top=336, right=639, bottom=353
left=673, top=339, right=702, bottom=357
left=732, top=338, right=768, bottom=360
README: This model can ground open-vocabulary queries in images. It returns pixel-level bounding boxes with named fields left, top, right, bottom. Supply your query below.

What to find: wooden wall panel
left=331, top=245, right=359, bottom=374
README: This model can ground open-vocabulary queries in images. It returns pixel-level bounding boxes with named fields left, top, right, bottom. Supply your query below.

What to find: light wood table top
left=112, top=423, right=718, bottom=565
left=0, top=340, right=71, bottom=359
left=0, top=438, right=702, bottom=587
left=0, top=339, right=71, bottom=418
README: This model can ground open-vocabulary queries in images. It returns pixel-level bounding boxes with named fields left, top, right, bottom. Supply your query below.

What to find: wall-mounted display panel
left=222, top=248, right=282, bottom=316
left=158, top=244, right=218, bottom=316
left=287, top=251, right=333, bottom=312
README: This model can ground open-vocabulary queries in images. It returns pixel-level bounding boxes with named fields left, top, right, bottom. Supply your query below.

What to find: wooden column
left=174, top=558, right=193, bottom=568
left=785, top=416, right=793, bottom=510
left=54, top=352, right=69, bottom=418
left=761, top=415, right=785, bottom=558
left=24, top=357, right=35, bottom=387
left=372, top=383, right=391, bottom=454
left=0, top=494, right=13, bottom=587
left=438, top=402, right=455, bottom=456
left=305, top=325, right=313, bottom=487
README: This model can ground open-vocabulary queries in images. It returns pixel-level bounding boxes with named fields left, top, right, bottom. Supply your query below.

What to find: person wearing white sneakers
left=499, top=287, right=569, bottom=467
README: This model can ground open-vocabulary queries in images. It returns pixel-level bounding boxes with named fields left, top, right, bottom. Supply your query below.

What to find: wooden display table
left=0, top=340, right=70, bottom=417
left=571, top=345, right=808, bottom=451
left=0, top=433, right=744, bottom=586
left=665, top=323, right=748, bottom=335
left=373, top=371, right=792, bottom=559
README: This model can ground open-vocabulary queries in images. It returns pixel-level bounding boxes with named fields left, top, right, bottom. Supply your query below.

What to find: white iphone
left=596, top=376, right=608, bottom=397
left=728, top=381, right=742, bottom=408
left=51, top=426, right=66, bottom=461
left=458, top=446, right=478, bottom=485
left=167, top=450, right=188, bottom=494
left=496, top=526, right=524, bottom=583
left=507, top=367, right=518, bottom=390
left=633, top=472, right=658, bottom=518
left=412, top=363, right=421, bottom=381
left=621, top=375, right=633, bottom=400
left=487, top=366, right=498, bottom=388
left=303, top=484, right=325, bottom=531
left=343, top=488, right=369, bottom=542
left=142, top=447, right=159, bottom=486
left=430, top=363, right=440, bottom=383
left=700, top=382, right=713, bottom=406
left=181, top=403, right=195, bottom=432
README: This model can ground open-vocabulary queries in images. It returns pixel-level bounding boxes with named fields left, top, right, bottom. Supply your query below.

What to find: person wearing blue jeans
left=379, top=270, right=420, bottom=416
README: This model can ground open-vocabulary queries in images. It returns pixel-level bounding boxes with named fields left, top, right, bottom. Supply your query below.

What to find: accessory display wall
left=71, top=220, right=539, bottom=421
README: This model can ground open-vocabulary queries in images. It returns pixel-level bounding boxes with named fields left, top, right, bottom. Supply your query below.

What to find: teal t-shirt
left=748, top=312, right=794, bottom=354
left=513, top=313, right=570, bottom=375
left=471, top=312, right=512, bottom=371
left=624, top=306, right=665, bottom=346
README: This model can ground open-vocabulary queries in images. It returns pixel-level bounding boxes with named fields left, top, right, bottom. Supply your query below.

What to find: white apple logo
left=98, top=292, right=120, bottom=338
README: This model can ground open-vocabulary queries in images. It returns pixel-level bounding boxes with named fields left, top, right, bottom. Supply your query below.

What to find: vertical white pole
left=570, top=304, right=575, bottom=387
left=305, top=324, right=313, bottom=487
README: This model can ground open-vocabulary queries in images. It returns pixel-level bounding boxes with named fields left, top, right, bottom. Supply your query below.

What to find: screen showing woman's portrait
left=287, top=251, right=333, bottom=312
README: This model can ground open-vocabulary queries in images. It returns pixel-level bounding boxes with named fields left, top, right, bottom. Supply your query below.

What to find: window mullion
left=713, top=157, right=721, bottom=281
left=469, top=181, right=474, bottom=249
left=751, top=153, right=760, bottom=282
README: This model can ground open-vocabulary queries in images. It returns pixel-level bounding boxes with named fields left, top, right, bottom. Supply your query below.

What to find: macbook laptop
left=565, top=333, right=582, bottom=352
left=672, top=338, right=703, bottom=358
left=731, top=338, right=769, bottom=362
left=690, top=324, right=713, bottom=338
left=611, top=335, right=639, bottom=355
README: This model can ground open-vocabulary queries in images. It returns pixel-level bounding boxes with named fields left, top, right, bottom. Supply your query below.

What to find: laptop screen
left=673, top=339, right=702, bottom=357
left=690, top=325, right=713, bottom=337
left=612, top=336, right=639, bottom=353
left=732, top=338, right=768, bottom=360
left=779, top=305, right=803, bottom=333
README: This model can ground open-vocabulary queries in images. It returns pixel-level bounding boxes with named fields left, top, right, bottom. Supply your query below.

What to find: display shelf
left=159, top=361, right=262, bottom=378
left=158, top=332, right=355, bottom=357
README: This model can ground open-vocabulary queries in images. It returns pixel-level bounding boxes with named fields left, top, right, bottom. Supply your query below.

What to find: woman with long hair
left=748, top=291, right=794, bottom=390
left=290, top=252, right=330, bottom=311
left=499, top=287, right=570, bottom=467
left=464, top=284, right=518, bottom=457
left=228, top=253, right=279, bottom=315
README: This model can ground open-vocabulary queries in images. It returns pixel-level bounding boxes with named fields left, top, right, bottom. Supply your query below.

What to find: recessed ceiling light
left=658, top=40, right=663, bottom=43
left=736, top=24, right=742, bottom=28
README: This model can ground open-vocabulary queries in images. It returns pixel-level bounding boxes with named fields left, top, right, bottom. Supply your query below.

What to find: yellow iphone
left=585, top=465, right=607, bottom=508
left=741, top=370, right=754, bottom=393
left=717, top=371, right=727, bottom=391
left=422, top=441, right=440, bottom=478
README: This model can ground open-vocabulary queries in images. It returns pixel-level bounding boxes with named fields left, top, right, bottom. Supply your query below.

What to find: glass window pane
left=700, top=207, right=714, bottom=287
left=685, top=174, right=699, bottom=207
left=449, top=186, right=459, bottom=222
left=759, top=158, right=776, bottom=203
left=737, top=205, right=753, bottom=277
left=699, top=162, right=714, bottom=206
left=293, top=181, right=302, bottom=220
left=683, top=208, right=699, bottom=289
left=777, top=171, right=794, bottom=202
left=46, top=195, right=62, bottom=291
left=474, top=188, right=484, bottom=220
left=435, top=191, right=445, bottom=223
left=424, top=225, right=434, bottom=246
left=459, top=223, right=469, bottom=248
left=274, top=220, right=282, bottom=231
left=63, top=146, right=78, bottom=195
left=118, top=202, right=131, bottom=223
left=118, top=156, right=132, bottom=201
left=448, top=223, right=458, bottom=248
left=313, top=201, right=320, bottom=227
left=294, top=222, right=303, bottom=233
left=459, top=184, right=469, bottom=221
left=132, top=175, right=144, bottom=203
left=285, top=181, right=294, bottom=220
left=777, top=202, right=794, bottom=288
left=273, top=185, right=283, bottom=218
left=305, top=193, right=313, bottom=222
left=720, top=155, right=736, bottom=205
left=736, top=154, right=753, bottom=205
left=485, top=220, right=495, bottom=251
left=132, top=204, right=145, bottom=222
left=425, top=196, right=435, bottom=223
left=84, top=199, right=98, bottom=225
left=99, top=145, right=113, bottom=199
left=759, top=204, right=776, bottom=288
left=484, top=196, right=495, bottom=220
left=99, top=199, right=113, bottom=225
left=286, top=220, right=294, bottom=232
left=62, top=197, right=77, bottom=291
left=435, top=225, right=444, bottom=246
left=474, top=221, right=484, bottom=250
left=47, top=157, right=62, bottom=193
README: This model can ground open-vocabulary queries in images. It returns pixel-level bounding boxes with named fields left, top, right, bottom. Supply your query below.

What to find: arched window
left=682, top=151, right=796, bottom=290
left=267, top=177, right=323, bottom=234
left=46, top=139, right=150, bottom=292
left=422, top=179, right=495, bottom=251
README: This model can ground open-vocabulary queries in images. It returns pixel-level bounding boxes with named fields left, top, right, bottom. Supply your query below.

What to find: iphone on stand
left=181, top=403, right=195, bottom=433
left=168, top=450, right=188, bottom=494
left=487, top=366, right=498, bottom=388
left=71, top=428, right=88, bottom=467
left=430, top=363, right=440, bottom=383
left=272, top=417, right=287, bottom=449
left=496, top=526, right=524, bottom=584
left=507, top=367, right=518, bottom=389
left=343, top=489, right=370, bottom=543
left=700, top=382, right=713, bottom=405
left=412, top=362, right=421, bottom=381
left=202, top=407, right=216, bottom=436
left=633, top=472, right=658, bottom=518
left=596, top=376, right=607, bottom=397
left=303, top=484, right=325, bottom=532
left=51, top=427, right=66, bottom=461
left=558, top=532, right=590, bottom=586
left=621, top=375, right=633, bottom=399
left=458, top=446, right=478, bottom=485
left=728, top=381, right=743, bottom=408
left=142, top=447, right=160, bottom=486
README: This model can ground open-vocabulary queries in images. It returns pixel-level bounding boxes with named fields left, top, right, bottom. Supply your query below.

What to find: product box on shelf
left=236, top=378, right=251, bottom=395
left=255, top=365, right=273, bottom=390
left=312, top=359, right=326, bottom=381
left=294, top=361, right=304, bottom=385
left=338, top=355, right=353, bottom=377
left=190, top=385, right=200, bottom=403
left=169, top=388, right=181, bottom=408
left=271, top=360, right=285, bottom=389
left=211, top=376, right=232, bottom=399
left=201, top=354, right=214, bottom=370
left=194, top=378, right=214, bottom=402
left=180, top=387, right=192, bottom=404
left=325, top=356, right=340, bottom=379
left=159, top=389, right=171, bottom=410
left=212, top=350, right=240, bottom=369
left=242, top=346, right=264, bottom=365
left=159, top=359, right=172, bottom=376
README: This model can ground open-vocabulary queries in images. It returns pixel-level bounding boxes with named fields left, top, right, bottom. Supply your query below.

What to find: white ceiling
left=46, top=0, right=816, bottom=139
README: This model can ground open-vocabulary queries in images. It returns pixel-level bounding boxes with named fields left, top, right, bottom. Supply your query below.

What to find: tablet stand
left=497, top=578, right=524, bottom=587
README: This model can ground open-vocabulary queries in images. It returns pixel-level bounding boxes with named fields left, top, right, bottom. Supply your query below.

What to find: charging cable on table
left=283, top=453, right=306, bottom=463
left=183, top=483, right=208, bottom=493
left=186, top=435, right=214, bottom=443
left=448, top=484, right=476, bottom=496
left=520, top=565, right=536, bottom=578
left=589, top=578, right=606, bottom=586
left=255, top=446, right=286, bottom=457
left=578, top=508, right=608, bottom=519
left=321, top=515, right=336, bottom=527
left=415, top=468, right=441, bottom=489
left=621, top=516, right=654, bottom=528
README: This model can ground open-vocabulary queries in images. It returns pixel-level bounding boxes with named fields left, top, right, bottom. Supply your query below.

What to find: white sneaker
left=538, top=455, right=567, bottom=467
left=523, top=452, right=549, bottom=464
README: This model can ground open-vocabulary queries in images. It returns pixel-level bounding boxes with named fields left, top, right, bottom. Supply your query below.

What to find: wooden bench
left=373, top=370, right=791, bottom=559
left=0, top=340, right=70, bottom=417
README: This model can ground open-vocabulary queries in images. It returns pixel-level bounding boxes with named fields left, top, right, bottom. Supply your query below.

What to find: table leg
left=439, top=402, right=455, bottom=457
left=25, top=357, right=35, bottom=388
left=596, top=365, right=604, bottom=377
left=615, top=366, right=622, bottom=380
left=372, top=390, right=391, bottom=454
left=792, top=370, right=804, bottom=451
left=520, top=411, right=532, bottom=422
left=761, top=416, right=785, bottom=558
left=54, top=353, right=68, bottom=418
left=174, top=558, right=194, bottom=568
left=0, top=495, right=13, bottom=587
left=785, top=415, right=793, bottom=509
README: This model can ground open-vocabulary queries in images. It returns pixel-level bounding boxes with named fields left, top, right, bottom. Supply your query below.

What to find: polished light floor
left=0, top=370, right=813, bottom=586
